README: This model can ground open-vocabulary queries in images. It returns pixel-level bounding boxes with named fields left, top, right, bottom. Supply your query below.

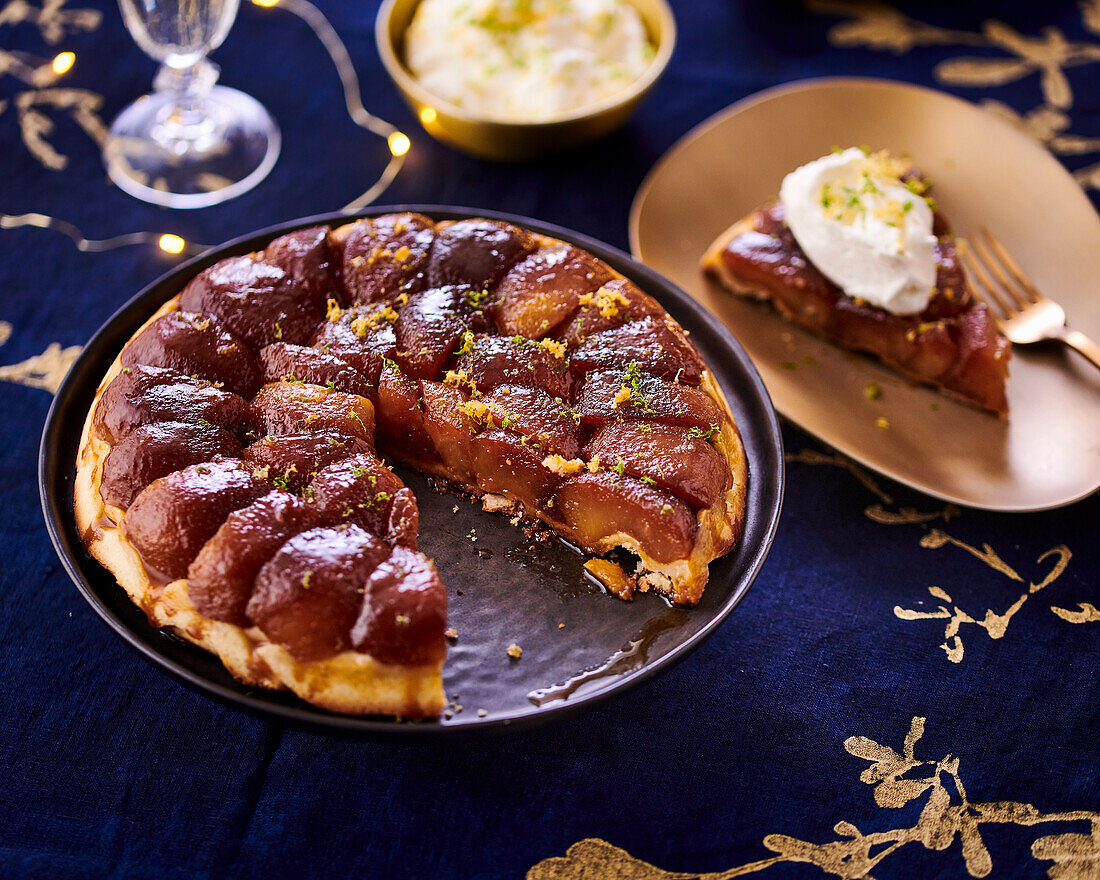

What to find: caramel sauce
left=80, top=513, right=117, bottom=548
left=526, top=607, right=687, bottom=705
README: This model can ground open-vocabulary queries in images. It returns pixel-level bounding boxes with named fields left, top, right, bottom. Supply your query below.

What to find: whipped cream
left=779, top=147, right=938, bottom=315
left=405, top=0, right=653, bottom=123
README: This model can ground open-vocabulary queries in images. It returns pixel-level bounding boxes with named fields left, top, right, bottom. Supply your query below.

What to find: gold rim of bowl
left=375, top=0, right=677, bottom=160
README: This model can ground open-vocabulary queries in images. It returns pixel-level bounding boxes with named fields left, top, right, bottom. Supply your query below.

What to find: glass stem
left=152, top=58, right=220, bottom=150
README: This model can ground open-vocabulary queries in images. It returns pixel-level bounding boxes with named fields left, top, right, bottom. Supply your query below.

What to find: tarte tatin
left=75, top=215, right=748, bottom=718
left=702, top=149, right=1011, bottom=415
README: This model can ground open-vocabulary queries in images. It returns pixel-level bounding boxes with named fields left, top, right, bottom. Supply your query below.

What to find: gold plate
left=630, top=77, right=1100, bottom=512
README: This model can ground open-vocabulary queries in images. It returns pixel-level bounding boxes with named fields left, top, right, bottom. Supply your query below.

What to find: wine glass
left=104, top=0, right=280, bottom=209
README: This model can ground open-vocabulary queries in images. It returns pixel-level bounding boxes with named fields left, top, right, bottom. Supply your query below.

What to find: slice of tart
left=701, top=148, right=1011, bottom=416
left=75, top=215, right=748, bottom=718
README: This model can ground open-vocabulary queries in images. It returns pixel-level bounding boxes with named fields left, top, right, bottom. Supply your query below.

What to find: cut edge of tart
left=74, top=217, right=749, bottom=719
left=700, top=164, right=1012, bottom=417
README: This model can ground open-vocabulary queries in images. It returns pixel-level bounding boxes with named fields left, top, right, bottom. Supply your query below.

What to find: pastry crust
left=75, top=219, right=748, bottom=717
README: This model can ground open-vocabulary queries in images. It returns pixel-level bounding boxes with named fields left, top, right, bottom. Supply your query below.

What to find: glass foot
left=104, top=85, right=280, bottom=209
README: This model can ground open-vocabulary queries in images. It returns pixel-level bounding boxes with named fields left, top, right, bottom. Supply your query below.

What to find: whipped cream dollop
left=779, top=147, right=938, bottom=315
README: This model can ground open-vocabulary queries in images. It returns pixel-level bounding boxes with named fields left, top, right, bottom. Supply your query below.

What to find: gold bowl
left=375, top=0, right=676, bottom=161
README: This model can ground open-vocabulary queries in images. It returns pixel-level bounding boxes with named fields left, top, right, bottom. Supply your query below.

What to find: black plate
left=39, top=206, right=784, bottom=738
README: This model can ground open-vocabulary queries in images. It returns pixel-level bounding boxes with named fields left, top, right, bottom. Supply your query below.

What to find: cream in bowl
left=404, top=0, right=656, bottom=123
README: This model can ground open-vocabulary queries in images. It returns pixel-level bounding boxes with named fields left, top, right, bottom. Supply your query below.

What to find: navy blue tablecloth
left=2, top=0, right=1098, bottom=877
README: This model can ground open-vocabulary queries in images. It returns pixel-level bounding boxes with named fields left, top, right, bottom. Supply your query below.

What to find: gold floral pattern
left=786, top=447, right=1096, bottom=665
left=0, top=321, right=80, bottom=393
left=895, top=535, right=1072, bottom=662
left=529, top=718, right=1100, bottom=879
left=0, top=0, right=106, bottom=170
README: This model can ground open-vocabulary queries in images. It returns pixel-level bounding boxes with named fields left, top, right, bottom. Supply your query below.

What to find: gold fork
left=960, top=229, right=1100, bottom=371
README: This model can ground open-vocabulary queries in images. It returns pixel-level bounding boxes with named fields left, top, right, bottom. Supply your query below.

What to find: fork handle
left=1057, top=327, right=1100, bottom=371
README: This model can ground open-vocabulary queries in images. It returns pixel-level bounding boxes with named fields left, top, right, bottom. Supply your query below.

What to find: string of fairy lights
left=0, top=0, right=410, bottom=258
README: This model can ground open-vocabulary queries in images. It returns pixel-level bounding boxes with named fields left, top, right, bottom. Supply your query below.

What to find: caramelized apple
left=188, top=491, right=318, bottom=625
left=308, top=452, right=414, bottom=546
left=476, top=385, right=580, bottom=458
left=574, top=370, right=721, bottom=432
left=373, top=361, right=438, bottom=462
left=94, top=365, right=251, bottom=444
left=554, top=472, right=697, bottom=564
left=350, top=545, right=446, bottom=666
left=489, top=244, right=613, bottom=338
left=571, top=316, right=704, bottom=384
left=452, top=334, right=572, bottom=399
left=584, top=422, right=728, bottom=509
left=553, top=279, right=664, bottom=346
left=101, top=420, right=242, bottom=509
left=249, top=382, right=375, bottom=445
left=261, top=226, right=341, bottom=303
left=243, top=433, right=370, bottom=492
left=259, top=343, right=374, bottom=399
left=471, top=429, right=560, bottom=507
left=178, top=255, right=326, bottom=349
left=248, top=524, right=390, bottom=661
left=339, top=213, right=435, bottom=304
left=419, top=381, right=479, bottom=483
left=121, top=310, right=261, bottom=397
left=386, top=488, right=420, bottom=550
left=310, top=304, right=396, bottom=386
left=124, top=459, right=268, bottom=579
left=393, top=286, right=471, bottom=380
left=427, top=219, right=535, bottom=288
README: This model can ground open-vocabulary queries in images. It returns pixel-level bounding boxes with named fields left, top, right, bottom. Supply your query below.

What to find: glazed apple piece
left=583, top=422, right=729, bottom=509
left=94, top=365, right=251, bottom=444
left=470, top=429, right=561, bottom=507
left=554, top=279, right=664, bottom=346
left=247, top=524, right=391, bottom=662
left=427, top=219, right=536, bottom=289
left=261, top=226, right=341, bottom=304
left=373, top=361, right=438, bottom=462
left=249, top=382, right=375, bottom=445
left=554, top=472, right=698, bottom=565
left=100, top=420, right=243, bottom=510
left=178, top=254, right=326, bottom=350
left=337, top=213, right=435, bottom=304
left=489, top=244, right=614, bottom=338
left=123, top=459, right=268, bottom=580
left=121, top=311, right=261, bottom=397
left=187, top=491, right=318, bottom=626
left=574, top=370, right=722, bottom=432
left=419, top=380, right=479, bottom=483
left=308, top=452, right=417, bottom=548
left=393, top=285, right=478, bottom=380
left=350, top=545, right=446, bottom=666
left=311, top=303, right=397, bottom=386
left=571, top=316, right=704, bottom=384
left=243, top=433, right=371, bottom=493
left=475, top=385, right=581, bottom=458
left=451, top=333, right=573, bottom=400
left=259, top=343, right=374, bottom=399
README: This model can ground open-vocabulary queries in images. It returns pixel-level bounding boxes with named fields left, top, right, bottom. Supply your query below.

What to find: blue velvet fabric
left=1, top=0, right=1098, bottom=877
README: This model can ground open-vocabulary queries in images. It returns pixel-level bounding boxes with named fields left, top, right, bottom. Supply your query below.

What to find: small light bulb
left=252, top=0, right=279, bottom=6
left=158, top=233, right=186, bottom=255
left=52, top=52, right=75, bottom=75
left=388, top=132, right=410, bottom=157
left=419, top=107, right=437, bottom=125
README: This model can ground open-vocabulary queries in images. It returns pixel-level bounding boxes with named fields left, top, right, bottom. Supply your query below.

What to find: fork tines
left=960, top=229, right=1041, bottom=319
